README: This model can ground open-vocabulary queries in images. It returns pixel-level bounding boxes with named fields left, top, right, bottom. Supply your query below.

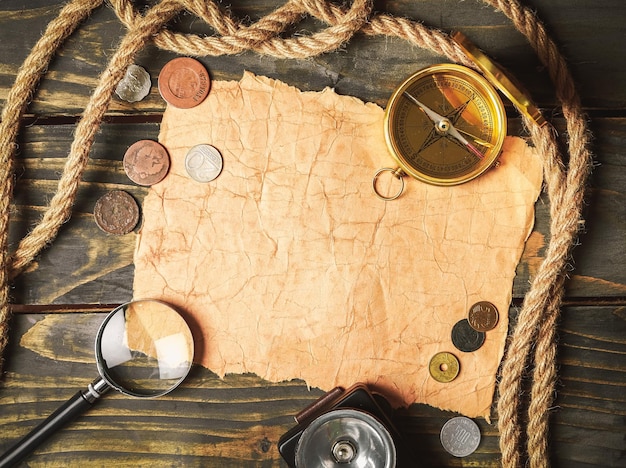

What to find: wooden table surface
left=0, top=1, right=624, bottom=466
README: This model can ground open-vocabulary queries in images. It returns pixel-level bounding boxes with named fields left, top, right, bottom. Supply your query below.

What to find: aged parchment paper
left=133, top=72, right=543, bottom=418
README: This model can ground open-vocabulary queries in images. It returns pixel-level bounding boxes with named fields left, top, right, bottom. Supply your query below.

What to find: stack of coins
left=451, top=301, right=499, bottom=354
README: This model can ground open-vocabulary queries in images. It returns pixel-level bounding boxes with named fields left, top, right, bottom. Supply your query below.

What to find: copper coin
left=123, top=140, right=170, bottom=186
left=429, top=351, right=460, bottom=383
left=468, top=301, right=500, bottom=332
left=94, top=190, right=140, bottom=235
left=451, top=319, right=485, bottom=353
left=158, top=57, right=210, bottom=109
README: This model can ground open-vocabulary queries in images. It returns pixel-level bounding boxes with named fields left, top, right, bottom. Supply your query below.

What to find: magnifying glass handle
left=0, top=377, right=110, bottom=467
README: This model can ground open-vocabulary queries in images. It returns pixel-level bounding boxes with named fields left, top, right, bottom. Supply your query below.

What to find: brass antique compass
left=374, top=32, right=546, bottom=200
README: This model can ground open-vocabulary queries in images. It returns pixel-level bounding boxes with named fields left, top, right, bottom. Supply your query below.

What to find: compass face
left=384, top=64, right=507, bottom=186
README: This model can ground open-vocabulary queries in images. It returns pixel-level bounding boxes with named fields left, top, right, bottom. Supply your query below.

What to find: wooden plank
left=0, top=305, right=623, bottom=466
left=564, top=117, right=626, bottom=297
left=1, top=1, right=624, bottom=467
left=550, top=305, right=626, bottom=467
left=6, top=118, right=625, bottom=304
left=0, top=0, right=624, bottom=115
left=9, top=122, right=155, bottom=305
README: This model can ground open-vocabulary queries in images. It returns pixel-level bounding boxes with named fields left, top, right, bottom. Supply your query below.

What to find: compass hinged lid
left=452, top=31, right=547, bottom=128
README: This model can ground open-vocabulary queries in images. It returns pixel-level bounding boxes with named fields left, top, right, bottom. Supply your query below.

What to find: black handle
left=0, top=389, right=95, bottom=467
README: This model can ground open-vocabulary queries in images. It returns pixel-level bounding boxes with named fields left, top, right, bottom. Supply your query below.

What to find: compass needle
left=403, top=91, right=447, bottom=126
left=404, top=91, right=485, bottom=160
left=447, top=127, right=485, bottom=159
left=456, top=128, right=495, bottom=148
left=460, top=138, right=484, bottom=159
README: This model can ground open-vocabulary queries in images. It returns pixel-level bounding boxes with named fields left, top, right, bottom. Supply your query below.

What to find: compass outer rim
left=383, top=63, right=507, bottom=186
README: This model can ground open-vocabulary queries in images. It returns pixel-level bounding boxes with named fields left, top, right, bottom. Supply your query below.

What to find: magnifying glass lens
left=96, top=300, right=194, bottom=397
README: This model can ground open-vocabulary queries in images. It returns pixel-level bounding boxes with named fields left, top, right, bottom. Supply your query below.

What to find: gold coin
left=429, top=351, right=460, bottom=383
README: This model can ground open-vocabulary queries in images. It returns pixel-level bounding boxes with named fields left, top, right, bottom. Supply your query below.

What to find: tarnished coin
left=185, top=144, right=223, bottom=183
left=93, top=190, right=139, bottom=235
left=115, top=64, right=151, bottom=102
left=123, top=140, right=170, bottom=186
left=158, top=57, right=210, bottom=109
left=468, top=301, right=499, bottom=332
left=440, top=416, right=481, bottom=457
left=451, top=319, right=485, bottom=353
left=429, top=351, right=460, bottom=383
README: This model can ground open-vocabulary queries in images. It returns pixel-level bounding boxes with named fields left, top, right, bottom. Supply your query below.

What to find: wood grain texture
left=0, top=0, right=625, bottom=466
left=0, top=306, right=623, bottom=466
left=9, top=122, right=155, bottom=305
left=5, top=118, right=625, bottom=303
left=0, top=0, right=625, bottom=113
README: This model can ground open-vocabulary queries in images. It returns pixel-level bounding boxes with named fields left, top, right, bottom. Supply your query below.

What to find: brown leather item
left=133, top=73, right=543, bottom=419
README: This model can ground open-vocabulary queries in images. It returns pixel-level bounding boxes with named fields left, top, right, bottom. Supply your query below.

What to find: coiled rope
left=0, top=1, right=593, bottom=466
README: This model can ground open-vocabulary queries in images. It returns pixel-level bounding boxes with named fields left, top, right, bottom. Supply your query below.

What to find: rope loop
left=112, top=0, right=374, bottom=58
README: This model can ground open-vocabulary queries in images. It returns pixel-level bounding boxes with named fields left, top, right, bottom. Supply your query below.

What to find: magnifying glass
left=0, top=300, right=194, bottom=467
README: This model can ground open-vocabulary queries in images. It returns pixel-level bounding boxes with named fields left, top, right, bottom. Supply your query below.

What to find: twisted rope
left=0, top=1, right=592, bottom=466
left=0, top=0, right=104, bottom=382
left=481, top=1, right=593, bottom=466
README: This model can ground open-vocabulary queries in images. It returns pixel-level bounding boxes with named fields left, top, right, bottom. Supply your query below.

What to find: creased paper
left=133, top=72, right=543, bottom=418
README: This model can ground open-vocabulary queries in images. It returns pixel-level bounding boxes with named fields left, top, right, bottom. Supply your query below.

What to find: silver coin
left=115, top=64, right=151, bottom=102
left=440, top=416, right=481, bottom=457
left=185, top=144, right=224, bottom=183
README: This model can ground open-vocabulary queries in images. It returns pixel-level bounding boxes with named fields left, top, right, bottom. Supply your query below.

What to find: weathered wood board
left=6, top=118, right=626, bottom=304
left=0, top=0, right=625, bottom=466
left=0, top=306, right=623, bottom=466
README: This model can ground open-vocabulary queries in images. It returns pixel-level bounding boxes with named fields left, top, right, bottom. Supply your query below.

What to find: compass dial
left=384, top=64, right=507, bottom=186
